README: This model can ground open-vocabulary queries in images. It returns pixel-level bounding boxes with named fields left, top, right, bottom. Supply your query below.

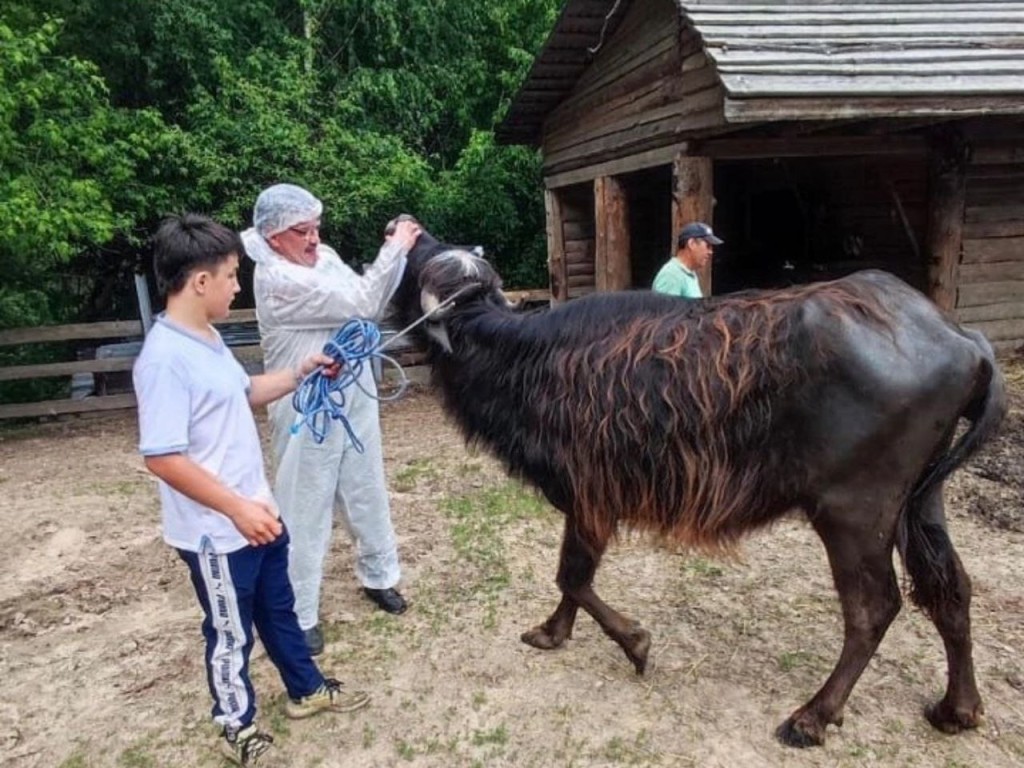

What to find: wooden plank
left=957, top=301, right=1024, bottom=325
left=695, top=134, right=926, bottom=160
left=567, top=285, right=597, bottom=299
left=504, top=289, right=550, bottom=304
left=963, top=317, right=1024, bottom=343
left=564, top=240, right=594, bottom=258
left=724, top=94, right=1024, bottom=123
left=711, top=47, right=1024, bottom=68
left=925, top=134, right=968, bottom=311
left=0, top=393, right=137, bottom=420
left=716, top=60, right=1024, bottom=77
left=544, top=88, right=723, bottom=170
left=690, top=8, right=1024, bottom=23
left=673, top=154, right=714, bottom=295
left=544, top=142, right=688, bottom=189
left=992, top=339, right=1023, bottom=357
left=960, top=261, right=1024, bottom=283
left=567, top=273, right=596, bottom=289
left=0, top=356, right=136, bottom=383
left=972, top=145, right=1024, bottom=165
left=222, top=308, right=258, bottom=324
left=0, top=307, right=257, bottom=348
left=690, top=3, right=1024, bottom=12
left=545, top=189, right=569, bottom=304
left=965, top=204, right=1024, bottom=224
left=563, top=221, right=595, bottom=240
left=958, top=280, right=1024, bottom=307
left=963, top=236, right=1024, bottom=264
left=594, top=176, right=631, bottom=291
left=720, top=72, right=1024, bottom=98
left=0, top=320, right=143, bottom=347
left=963, top=219, right=1024, bottom=239
left=566, top=262, right=595, bottom=277
left=698, top=23, right=1022, bottom=40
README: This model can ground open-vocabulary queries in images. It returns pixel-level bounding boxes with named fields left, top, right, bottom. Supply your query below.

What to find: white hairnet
left=253, top=183, right=324, bottom=237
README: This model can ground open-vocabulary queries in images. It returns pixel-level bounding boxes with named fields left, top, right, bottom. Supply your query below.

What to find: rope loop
left=290, top=318, right=408, bottom=450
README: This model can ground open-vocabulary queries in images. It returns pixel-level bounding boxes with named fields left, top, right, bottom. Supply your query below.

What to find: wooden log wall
left=553, top=183, right=597, bottom=299
left=541, top=0, right=724, bottom=176
left=956, top=139, right=1024, bottom=355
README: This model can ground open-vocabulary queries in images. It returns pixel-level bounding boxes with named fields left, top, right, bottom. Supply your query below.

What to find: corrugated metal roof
left=497, top=0, right=1024, bottom=144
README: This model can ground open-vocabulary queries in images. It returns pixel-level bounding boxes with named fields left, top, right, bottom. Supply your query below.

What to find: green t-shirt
left=652, top=258, right=702, bottom=298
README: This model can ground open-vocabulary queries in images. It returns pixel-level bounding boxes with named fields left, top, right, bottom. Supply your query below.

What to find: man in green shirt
left=652, top=221, right=723, bottom=298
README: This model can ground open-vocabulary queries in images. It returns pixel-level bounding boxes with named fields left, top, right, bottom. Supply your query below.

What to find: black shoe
left=303, top=625, right=324, bottom=657
left=363, top=587, right=408, bottom=615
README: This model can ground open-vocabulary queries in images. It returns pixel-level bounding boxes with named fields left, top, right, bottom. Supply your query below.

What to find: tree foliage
left=0, top=0, right=558, bottom=338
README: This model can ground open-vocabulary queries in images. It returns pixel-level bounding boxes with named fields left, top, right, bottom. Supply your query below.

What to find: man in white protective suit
left=241, top=183, right=421, bottom=656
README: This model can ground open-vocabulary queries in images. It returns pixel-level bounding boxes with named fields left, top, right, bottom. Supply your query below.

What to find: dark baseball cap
left=678, top=222, right=723, bottom=246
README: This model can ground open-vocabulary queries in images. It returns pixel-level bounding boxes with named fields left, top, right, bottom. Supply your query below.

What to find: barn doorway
left=618, top=165, right=674, bottom=289
left=711, top=156, right=929, bottom=294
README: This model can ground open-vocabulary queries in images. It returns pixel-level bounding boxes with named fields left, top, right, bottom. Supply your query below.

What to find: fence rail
left=0, top=290, right=549, bottom=420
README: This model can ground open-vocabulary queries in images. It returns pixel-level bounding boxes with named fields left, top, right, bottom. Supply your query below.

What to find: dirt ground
left=1, top=362, right=1023, bottom=768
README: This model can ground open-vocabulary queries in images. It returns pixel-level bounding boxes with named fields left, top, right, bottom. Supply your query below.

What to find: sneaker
left=221, top=724, right=274, bottom=766
left=285, top=677, right=370, bottom=719
left=303, top=624, right=324, bottom=657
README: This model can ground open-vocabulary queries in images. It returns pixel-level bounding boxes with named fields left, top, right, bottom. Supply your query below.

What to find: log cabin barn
left=496, top=0, right=1024, bottom=353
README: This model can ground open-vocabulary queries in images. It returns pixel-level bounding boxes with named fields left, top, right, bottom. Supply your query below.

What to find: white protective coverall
left=241, top=196, right=408, bottom=632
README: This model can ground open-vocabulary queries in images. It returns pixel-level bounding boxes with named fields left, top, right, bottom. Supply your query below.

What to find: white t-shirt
left=133, top=314, right=274, bottom=554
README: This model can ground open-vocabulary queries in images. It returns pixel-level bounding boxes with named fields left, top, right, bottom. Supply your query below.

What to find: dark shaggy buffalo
left=391, top=243, right=1005, bottom=748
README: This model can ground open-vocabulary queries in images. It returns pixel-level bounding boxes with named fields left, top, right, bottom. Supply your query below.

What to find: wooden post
left=925, top=130, right=969, bottom=312
left=672, top=154, right=714, bottom=295
left=594, top=176, right=631, bottom=291
left=545, top=189, right=569, bottom=303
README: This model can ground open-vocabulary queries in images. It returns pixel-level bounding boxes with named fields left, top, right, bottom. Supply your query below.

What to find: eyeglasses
left=288, top=222, right=321, bottom=239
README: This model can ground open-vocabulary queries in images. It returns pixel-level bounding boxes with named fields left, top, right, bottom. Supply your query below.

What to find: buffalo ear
left=420, top=289, right=450, bottom=319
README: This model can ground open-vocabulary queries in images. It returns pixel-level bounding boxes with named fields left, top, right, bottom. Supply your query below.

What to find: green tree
left=0, top=17, right=186, bottom=327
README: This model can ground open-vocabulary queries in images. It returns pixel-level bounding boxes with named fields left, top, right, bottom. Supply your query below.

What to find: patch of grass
left=57, top=755, right=88, bottom=768
left=393, top=458, right=438, bottom=492
left=595, top=730, right=660, bottom=766
left=471, top=724, right=508, bottom=746
left=265, top=701, right=291, bottom=739
left=471, top=690, right=487, bottom=710
left=362, top=723, right=377, bottom=749
left=117, top=744, right=157, bottom=767
left=440, top=481, right=551, bottom=627
left=395, top=738, right=416, bottom=761
left=777, top=650, right=815, bottom=673
left=682, top=556, right=724, bottom=579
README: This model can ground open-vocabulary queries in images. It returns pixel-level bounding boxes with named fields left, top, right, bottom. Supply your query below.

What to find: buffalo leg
left=904, top=488, right=983, bottom=733
left=521, top=518, right=651, bottom=673
left=777, top=515, right=902, bottom=747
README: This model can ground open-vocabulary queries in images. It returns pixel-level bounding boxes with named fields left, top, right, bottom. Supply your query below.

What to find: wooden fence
left=0, top=289, right=550, bottom=420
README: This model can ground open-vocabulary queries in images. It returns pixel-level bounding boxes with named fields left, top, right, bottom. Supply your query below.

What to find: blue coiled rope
left=289, top=318, right=408, bottom=451
left=289, top=283, right=477, bottom=450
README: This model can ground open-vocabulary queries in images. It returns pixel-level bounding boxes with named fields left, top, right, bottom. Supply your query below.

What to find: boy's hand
left=296, top=353, right=340, bottom=381
left=231, top=498, right=283, bottom=546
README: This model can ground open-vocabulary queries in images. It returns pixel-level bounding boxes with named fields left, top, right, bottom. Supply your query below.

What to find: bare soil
left=1, top=362, right=1023, bottom=768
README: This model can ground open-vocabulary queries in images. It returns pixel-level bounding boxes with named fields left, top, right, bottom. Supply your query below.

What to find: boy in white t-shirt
left=133, top=213, right=368, bottom=766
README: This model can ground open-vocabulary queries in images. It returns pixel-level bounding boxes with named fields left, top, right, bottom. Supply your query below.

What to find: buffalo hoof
left=925, top=698, right=983, bottom=734
left=775, top=714, right=826, bottom=748
left=521, top=624, right=566, bottom=650
left=623, top=625, right=651, bottom=675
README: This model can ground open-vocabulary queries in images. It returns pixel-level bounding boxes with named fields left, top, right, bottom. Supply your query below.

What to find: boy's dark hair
left=153, top=213, right=243, bottom=295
